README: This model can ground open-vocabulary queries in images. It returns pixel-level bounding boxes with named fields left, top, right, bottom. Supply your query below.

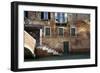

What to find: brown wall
left=25, top=11, right=90, bottom=53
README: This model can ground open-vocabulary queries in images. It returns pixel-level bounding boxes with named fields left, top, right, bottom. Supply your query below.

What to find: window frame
left=58, top=27, right=64, bottom=37
left=44, top=26, right=51, bottom=37
left=70, top=26, right=77, bottom=37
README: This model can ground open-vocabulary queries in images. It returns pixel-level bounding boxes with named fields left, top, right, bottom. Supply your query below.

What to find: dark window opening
left=71, top=28, right=76, bottom=36
left=58, top=28, right=64, bottom=36
left=45, top=27, right=50, bottom=36
left=24, top=11, right=28, bottom=18
left=41, top=12, right=50, bottom=20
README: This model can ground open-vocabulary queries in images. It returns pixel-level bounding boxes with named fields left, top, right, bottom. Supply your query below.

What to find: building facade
left=24, top=11, right=90, bottom=54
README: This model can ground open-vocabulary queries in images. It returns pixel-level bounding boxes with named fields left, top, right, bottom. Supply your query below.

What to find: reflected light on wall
left=78, top=27, right=87, bottom=33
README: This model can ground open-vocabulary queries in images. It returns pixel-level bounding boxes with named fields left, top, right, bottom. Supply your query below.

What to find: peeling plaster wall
left=25, top=11, right=90, bottom=53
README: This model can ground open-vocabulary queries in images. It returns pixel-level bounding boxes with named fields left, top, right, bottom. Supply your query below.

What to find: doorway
left=63, top=41, right=69, bottom=55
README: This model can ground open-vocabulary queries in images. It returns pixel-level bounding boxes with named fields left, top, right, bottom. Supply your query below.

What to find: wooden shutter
left=41, top=12, right=44, bottom=19
left=48, top=12, right=50, bottom=20
left=24, top=11, right=28, bottom=18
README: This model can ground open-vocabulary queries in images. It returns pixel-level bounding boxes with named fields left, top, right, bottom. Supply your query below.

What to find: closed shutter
left=48, top=12, right=50, bottom=20
left=41, top=12, right=44, bottom=19
left=24, top=11, right=28, bottom=18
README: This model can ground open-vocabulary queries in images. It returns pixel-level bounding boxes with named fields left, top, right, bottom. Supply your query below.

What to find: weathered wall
left=70, top=21, right=90, bottom=52
left=25, top=11, right=90, bottom=53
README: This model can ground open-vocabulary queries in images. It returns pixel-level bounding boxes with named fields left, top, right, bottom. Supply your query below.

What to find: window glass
left=44, top=12, right=48, bottom=20
left=55, top=12, right=67, bottom=23
left=41, top=12, right=50, bottom=20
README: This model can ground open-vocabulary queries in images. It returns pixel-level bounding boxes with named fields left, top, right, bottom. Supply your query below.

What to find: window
left=57, top=13, right=64, bottom=23
left=44, top=27, right=51, bottom=36
left=70, top=27, right=77, bottom=37
left=58, top=27, right=64, bottom=37
left=44, top=12, right=48, bottom=20
left=24, top=11, right=28, bottom=18
left=41, top=12, right=50, bottom=20
left=55, top=12, right=67, bottom=24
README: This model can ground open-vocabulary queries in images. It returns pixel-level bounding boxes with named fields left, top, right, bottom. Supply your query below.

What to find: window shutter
left=48, top=12, right=50, bottom=20
left=41, top=12, right=44, bottom=19
left=62, top=13, right=65, bottom=22
left=24, top=11, right=28, bottom=18
left=57, top=13, right=60, bottom=23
